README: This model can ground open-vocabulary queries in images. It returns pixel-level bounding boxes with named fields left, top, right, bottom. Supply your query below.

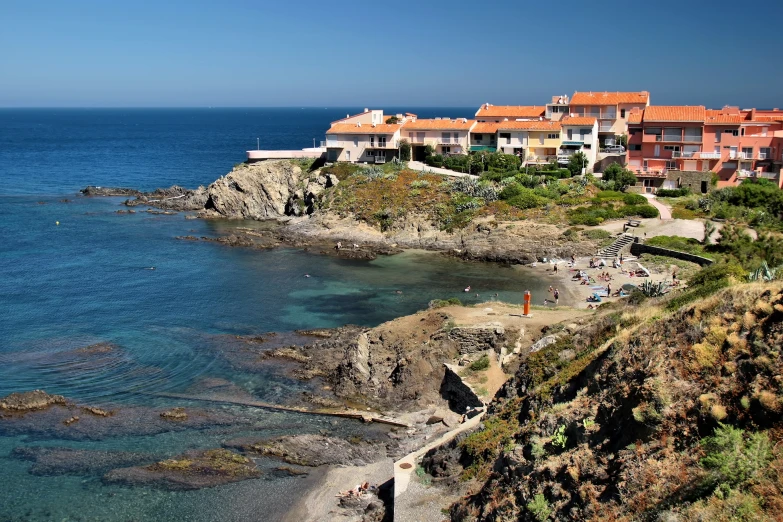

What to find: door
left=729, top=146, right=738, bottom=159
left=346, top=150, right=351, bottom=162
left=654, top=144, right=660, bottom=157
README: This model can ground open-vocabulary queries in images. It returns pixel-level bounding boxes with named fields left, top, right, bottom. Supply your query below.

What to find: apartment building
left=469, top=122, right=499, bottom=152
left=402, top=117, right=476, bottom=161
left=558, top=116, right=598, bottom=167
left=325, top=109, right=402, bottom=163
left=474, top=104, right=546, bottom=122
left=545, top=94, right=571, bottom=122
left=627, top=105, right=783, bottom=188
left=570, top=91, right=650, bottom=146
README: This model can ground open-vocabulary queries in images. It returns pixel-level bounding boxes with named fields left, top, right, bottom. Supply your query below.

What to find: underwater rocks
left=225, top=434, right=385, bottom=467
left=0, top=390, right=68, bottom=413
left=0, top=391, right=244, bottom=441
left=11, top=446, right=153, bottom=476
left=103, top=448, right=260, bottom=491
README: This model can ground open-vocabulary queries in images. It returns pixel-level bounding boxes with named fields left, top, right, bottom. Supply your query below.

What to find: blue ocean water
left=0, top=108, right=553, bottom=521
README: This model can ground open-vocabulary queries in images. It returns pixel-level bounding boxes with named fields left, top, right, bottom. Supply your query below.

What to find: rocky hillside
left=422, top=282, right=783, bottom=521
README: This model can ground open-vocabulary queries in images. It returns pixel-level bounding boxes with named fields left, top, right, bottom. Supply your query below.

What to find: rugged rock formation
left=201, top=161, right=338, bottom=220
left=103, top=448, right=260, bottom=491
left=0, top=390, right=67, bottom=413
left=226, top=434, right=384, bottom=467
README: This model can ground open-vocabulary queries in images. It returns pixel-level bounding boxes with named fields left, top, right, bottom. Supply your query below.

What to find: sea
left=0, top=108, right=553, bottom=521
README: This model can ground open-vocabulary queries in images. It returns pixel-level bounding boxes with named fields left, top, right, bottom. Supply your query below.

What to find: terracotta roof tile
left=644, top=105, right=706, bottom=122
left=472, top=122, right=499, bottom=133
left=559, top=116, right=597, bottom=126
left=571, top=91, right=649, bottom=106
left=704, top=109, right=743, bottom=124
left=495, top=121, right=561, bottom=131
left=475, top=105, right=546, bottom=118
left=402, top=118, right=475, bottom=131
left=326, top=123, right=401, bottom=135
left=627, top=108, right=644, bottom=124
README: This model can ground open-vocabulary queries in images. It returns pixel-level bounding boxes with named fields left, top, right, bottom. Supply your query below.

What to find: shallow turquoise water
left=0, top=109, right=554, bottom=521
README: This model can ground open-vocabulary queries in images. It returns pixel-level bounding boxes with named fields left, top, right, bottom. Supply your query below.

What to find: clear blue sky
left=1, top=0, right=781, bottom=108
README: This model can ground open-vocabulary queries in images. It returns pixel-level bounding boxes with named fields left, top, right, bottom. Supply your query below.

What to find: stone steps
left=598, top=233, right=635, bottom=258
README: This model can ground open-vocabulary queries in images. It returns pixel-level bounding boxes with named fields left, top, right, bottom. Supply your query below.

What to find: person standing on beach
left=554, top=288, right=560, bottom=305
left=553, top=264, right=558, bottom=273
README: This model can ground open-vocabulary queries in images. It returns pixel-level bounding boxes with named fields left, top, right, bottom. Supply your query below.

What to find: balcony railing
left=598, top=124, right=614, bottom=132
left=410, top=136, right=464, bottom=146
left=526, top=155, right=556, bottom=163
left=599, top=113, right=617, bottom=120
left=697, top=151, right=721, bottom=159
left=758, top=152, right=769, bottom=160
left=368, top=141, right=392, bottom=148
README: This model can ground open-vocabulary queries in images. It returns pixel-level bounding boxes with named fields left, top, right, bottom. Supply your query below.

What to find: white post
left=257, top=138, right=260, bottom=150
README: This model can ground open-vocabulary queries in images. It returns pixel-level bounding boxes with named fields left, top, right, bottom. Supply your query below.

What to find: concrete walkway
left=407, top=160, right=476, bottom=178
left=643, top=193, right=672, bottom=220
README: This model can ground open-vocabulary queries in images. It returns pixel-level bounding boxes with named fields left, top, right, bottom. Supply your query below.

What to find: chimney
left=364, top=108, right=369, bottom=112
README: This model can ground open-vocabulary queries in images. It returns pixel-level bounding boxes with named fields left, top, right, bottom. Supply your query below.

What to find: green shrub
left=688, top=261, right=746, bottom=286
left=595, top=190, right=625, bottom=200
left=527, top=493, right=553, bottom=522
left=623, top=193, right=648, bottom=205
left=399, top=139, right=411, bottom=161
left=636, top=205, right=660, bottom=218
left=430, top=297, right=463, bottom=308
left=701, top=424, right=772, bottom=488
left=469, top=355, right=491, bottom=372
left=582, top=229, right=611, bottom=240
left=656, top=188, right=691, bottom=198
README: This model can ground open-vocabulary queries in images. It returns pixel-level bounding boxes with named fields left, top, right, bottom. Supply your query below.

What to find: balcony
left=367, top=141, right=395, bottom=149
left=598, top=123, right=614, bottom=132
left=599, top=113, right=617, bottom=120
left=696, top=151, right=721, bottom=159
left=683, top=135, right=703, bottom=143
left=758, top=152, right=770, bottom=160
left=526, top=155, right=556, bottom=164
left=411, top=136, right=464, bottom=146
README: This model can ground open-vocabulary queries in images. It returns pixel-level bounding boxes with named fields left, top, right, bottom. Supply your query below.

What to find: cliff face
left=427, top=283, right=783, bottom=521
left=202, top=161, right=338, bottom=220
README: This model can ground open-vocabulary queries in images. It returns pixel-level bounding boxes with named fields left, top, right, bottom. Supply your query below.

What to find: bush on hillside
left=623, top=193, right=648, bottom=206
left=656, top=188, right=691, bottom=198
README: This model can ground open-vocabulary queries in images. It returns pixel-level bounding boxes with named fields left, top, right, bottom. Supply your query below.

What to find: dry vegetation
left=426, top=282, right=783, bottom=521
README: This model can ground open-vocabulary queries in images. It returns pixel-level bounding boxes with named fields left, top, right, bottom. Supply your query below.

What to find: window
left=629, top=144, right=642, bottom=151
left=579, top=129, right=588, bottom=138
left=500, top=132, right=511, bottom=144
left=378, top=136, right=386, bottom=147
left=666, top=160, right=677, bottom=169
left=683, top=128, right=703, bottom=142
left=760, top=147, right=771, bottom=159
left=620, top=109, right=626, bottom=118
left=733, top=129, right=739, bottom=137
left=354, top=136, right=359, bottom=147
left=473, top=133, right=483, bottom=141
left=644, top=127, right=662, bottom=135
left=442, top=147, right=451, bottom=154
left=369, top=136, right=375, bottom=147
left=742, top=147, right=753, bottom=159
left=663, top=145, right=681, bottom=151
left=547, top=133, right=560, bottom=139
left=740, top=128, right=744, bottom=136
left=567, top=129, right=573, bottom=140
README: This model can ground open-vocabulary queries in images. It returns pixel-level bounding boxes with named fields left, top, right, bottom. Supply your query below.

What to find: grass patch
left=468, top=354, right=490, bottom=372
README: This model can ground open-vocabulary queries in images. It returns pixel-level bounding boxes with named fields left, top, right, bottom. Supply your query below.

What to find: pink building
left=626, top=106, right=783, bottom=189
left=570, top=91, right=650, bottom=146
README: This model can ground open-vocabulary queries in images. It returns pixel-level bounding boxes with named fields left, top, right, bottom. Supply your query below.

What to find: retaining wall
left=630, top=242, right=714, bottom=266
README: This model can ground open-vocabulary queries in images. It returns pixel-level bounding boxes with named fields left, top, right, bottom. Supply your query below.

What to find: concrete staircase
left=598, top=233, right=635, bottom=257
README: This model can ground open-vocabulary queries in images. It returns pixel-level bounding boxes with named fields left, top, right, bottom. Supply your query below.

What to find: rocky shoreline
left=81, top=159, right=599, bottom=264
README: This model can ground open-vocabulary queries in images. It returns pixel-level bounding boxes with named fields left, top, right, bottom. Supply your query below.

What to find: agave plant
left=748, top=261, right=781, bottom=282
left=639, top=279, right=669, bottom=297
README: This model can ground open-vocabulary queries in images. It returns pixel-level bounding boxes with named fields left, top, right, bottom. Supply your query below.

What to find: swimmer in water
left=304, top=274, right=311, bottom=278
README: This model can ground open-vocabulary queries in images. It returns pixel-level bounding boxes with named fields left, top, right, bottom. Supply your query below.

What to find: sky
left=1, top=0, right=782, bottom=108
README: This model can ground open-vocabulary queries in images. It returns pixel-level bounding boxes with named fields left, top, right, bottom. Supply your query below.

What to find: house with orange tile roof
left=487, top=120, right=562, bottom=164
left=400, top=117, right=476, bottom=160
left=325, top=109, right=403, bottom=163
left=570, top=91, right=650, bottom=146
left=626, top=105, right=706, bottom=184
left=468, top=122, right=499, bottom=152
left=545, top=94, right=571, bottom=122
left=474, top=103, right=546, bottom=122
left=559, top=116, right=599, bottom=168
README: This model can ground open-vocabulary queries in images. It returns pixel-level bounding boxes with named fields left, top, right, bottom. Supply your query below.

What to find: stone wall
left=447, top=323, right=505, bottom=355
left=667, top=170, right=713, bottom=194
left=630, top=242, right=714, bottom=266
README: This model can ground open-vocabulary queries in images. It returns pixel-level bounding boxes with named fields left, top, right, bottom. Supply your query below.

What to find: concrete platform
left=246, top=149, right=324, bottom=161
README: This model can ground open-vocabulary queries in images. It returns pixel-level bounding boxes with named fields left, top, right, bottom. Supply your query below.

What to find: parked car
left=604, top=145, right=625, bottom=153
